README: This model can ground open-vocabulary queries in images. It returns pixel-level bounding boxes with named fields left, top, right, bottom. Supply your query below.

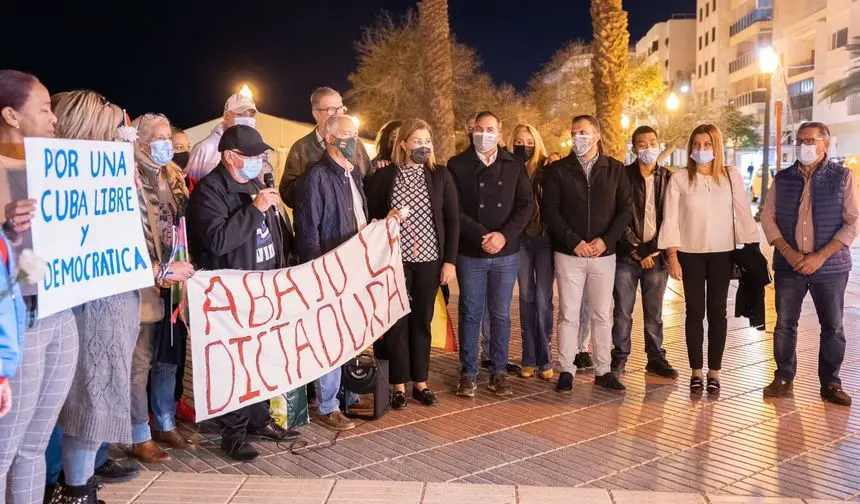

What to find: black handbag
left=725, top=170, right=744, bottom=280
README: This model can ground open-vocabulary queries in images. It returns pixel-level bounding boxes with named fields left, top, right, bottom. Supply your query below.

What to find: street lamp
left=239, top=84, right=253, bottom=99
left=758, top=47, right=779, bottom=211
left=621, top=114, right=631, bottom=130
left=666, top=92, right=680, bottom=111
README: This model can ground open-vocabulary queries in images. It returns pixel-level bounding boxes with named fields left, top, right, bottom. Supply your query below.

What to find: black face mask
left=172, top=151, right=190, bottom=169
left=513, top=145, right=534, bottom=162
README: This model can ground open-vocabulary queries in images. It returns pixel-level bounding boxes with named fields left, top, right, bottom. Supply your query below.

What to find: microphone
left=263, top=173, right=280, bottom=217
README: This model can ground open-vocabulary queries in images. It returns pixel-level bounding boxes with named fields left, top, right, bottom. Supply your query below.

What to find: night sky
left=5, top=0, right=691, bottom=129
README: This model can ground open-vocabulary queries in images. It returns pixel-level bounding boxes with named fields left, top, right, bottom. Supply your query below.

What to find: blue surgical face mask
left=690, top=149, right=715, bottom=165
left=149, top=139, right=174, bottom=166
left=239, top=157, right=263, bottom=180
left=637, top=147, right=661, bottom=165
left=235, top=117, right=256, bottom=128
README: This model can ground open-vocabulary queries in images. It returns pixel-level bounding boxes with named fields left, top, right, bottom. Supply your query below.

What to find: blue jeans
left=773, top=270, right=848, bottom=386
left=611, top=261, right=668, bottom=363
left=317, top=369, right=357, bottom=416
left=131, top=325, right=178, bottom=443
left=457, top=253, right=519, bottom=377
left=518, top=235, right=554, bottom=370
left=480, top=309, right=491, bottom=361
left=45, top=425, right=109, bottom=485
left=61, top=435, right=101, bottom=486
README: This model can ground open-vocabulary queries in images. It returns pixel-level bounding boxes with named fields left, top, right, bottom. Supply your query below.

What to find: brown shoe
left=318, top=411, right=355, bottom=431
left=763, top=378, right=794, bottom=398
left=129, top=440, right=172, bottom=463
left=153, top=429, right=197, bottom=450
left=821, top=383, right=852, bottom=406
left=349, top=395, right=375, bottom=413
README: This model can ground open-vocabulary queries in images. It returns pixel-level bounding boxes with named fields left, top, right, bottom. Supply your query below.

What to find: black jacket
left=617, top=162, right=670, bottom=265
left=733, top=243, right=771, bottom=329
left=448, top=147, right=534, bottom=258
left=294, top=153, right=368, bottom=262
left=188, top=163, right=293, bottom=271
left=365, top=163, right=460, bottom=265
left=541, top=153, right=632, bottom=256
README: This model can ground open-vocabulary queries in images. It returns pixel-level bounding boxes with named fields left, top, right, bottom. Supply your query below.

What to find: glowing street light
left=621, top=114, right=631, bottom=129
left=680, top=84, right=691, bottom=93
left=757, top=46, right=780, bottom=212
left=758, top=46, right=780, bottom=74
left=666, top=92, right=680, bottom=111
left=351, top=115, right=361, bottom=129
left=239, top=84, right=253, bottom=99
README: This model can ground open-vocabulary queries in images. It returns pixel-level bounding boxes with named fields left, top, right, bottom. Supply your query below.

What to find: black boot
left=49, top=477, right=104, bottom=504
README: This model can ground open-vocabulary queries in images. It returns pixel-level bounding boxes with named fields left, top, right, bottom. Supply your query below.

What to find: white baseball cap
left=224, top=93, right=258, bottom=114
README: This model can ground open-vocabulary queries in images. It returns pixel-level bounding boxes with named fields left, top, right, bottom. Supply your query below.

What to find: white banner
left=24, top=138, right=154, bottom=318
left=187, top=218, right=409, bottom=421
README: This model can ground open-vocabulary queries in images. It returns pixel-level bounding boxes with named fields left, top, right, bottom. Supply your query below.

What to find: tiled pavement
left=105, top=245, right=860, bottom=503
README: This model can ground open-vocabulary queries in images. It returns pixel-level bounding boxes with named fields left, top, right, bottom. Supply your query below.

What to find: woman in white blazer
left=658, top=124, right=759, bottom=395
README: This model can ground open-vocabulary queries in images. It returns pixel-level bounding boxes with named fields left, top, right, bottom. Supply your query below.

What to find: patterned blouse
left=390, top=164, right=439, bottom=263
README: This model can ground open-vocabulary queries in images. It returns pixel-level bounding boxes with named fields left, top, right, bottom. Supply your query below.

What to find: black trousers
left=375, top=260, right=441, bottom=384
left=677, top=251, right=732, bottom=371
left=218, top=401, right=271, bottom=442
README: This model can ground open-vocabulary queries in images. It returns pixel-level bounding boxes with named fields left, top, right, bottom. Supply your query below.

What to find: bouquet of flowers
left=0, top=249, right=47, bottom=300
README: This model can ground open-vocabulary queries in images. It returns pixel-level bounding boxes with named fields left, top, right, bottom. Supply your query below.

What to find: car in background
left=749, top=167, right=775, bottom=203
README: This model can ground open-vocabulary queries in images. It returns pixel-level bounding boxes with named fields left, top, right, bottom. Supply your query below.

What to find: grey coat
left=61, top=291, right=140, bottom=443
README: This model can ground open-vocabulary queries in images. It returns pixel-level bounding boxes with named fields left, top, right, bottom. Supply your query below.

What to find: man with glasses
left=280, top=87, right=371, bottom=209
left=762, top=122, right=859, bottom=406
left=294, top=115, right=380, bottom=431
left=187, top=125, right=299, bottom=460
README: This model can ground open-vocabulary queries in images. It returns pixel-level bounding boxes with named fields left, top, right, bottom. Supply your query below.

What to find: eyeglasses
left=795, top=137, right=824, bottom=146
left=313, top=105, right=348, bottom=116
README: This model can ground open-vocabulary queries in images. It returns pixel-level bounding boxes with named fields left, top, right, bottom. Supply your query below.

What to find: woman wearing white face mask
left=127, top=114, right=196, bottom=464
left=658, top=124, right=759, bottom=395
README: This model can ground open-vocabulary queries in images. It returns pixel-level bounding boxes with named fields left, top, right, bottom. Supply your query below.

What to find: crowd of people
left=0, top=68, right=856, bottom=504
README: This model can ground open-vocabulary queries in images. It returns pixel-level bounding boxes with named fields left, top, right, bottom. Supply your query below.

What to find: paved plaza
left=103, top=245, right=860, bottom=503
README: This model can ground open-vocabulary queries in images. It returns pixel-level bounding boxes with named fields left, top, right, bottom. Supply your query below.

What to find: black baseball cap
left=218, top=125, right=272, bottom=156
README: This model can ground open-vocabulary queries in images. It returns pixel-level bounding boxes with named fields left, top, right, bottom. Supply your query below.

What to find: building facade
left=634, top=16, right=698, bottom=92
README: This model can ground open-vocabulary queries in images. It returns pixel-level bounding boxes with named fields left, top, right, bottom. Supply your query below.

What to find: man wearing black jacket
left=448, top=111, right=533, bottom=398
left=610, top=126, right=677, bottom=378
left=541, top=115, right=632, bottom=393
left=187, top=125, right=297, bottom=461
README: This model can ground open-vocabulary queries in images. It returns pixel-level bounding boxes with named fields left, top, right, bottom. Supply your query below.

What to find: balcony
left=733, top=90, right=767, bottom=108
left=791, top=107, right=813, bottom=123
left=731, top=8, right=773, bottom=37
left=729, top=53, right=756, bottom=74
left=849, top=95, right=860, bottom=116
left=787, top=60, right=815, bottom=79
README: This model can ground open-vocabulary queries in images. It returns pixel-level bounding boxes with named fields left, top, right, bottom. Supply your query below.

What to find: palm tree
left=590, top=0, right=630, bottom=160
left=820, top=37, right=860, bottom=102
left=418, top=0, right=456, bottom=162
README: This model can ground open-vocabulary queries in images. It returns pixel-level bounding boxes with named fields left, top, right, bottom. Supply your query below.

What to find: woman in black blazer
left=365, top=118, right=460, bottom=409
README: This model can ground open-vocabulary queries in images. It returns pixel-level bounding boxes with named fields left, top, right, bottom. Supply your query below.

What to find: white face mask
left=637, top=147, right=661, bottom=165
left=690, top=149, right=715, bottom=165
left=472, top=132, right=498, bottom=153
left=796, top=144, right=820, bottom=166
left=234, top=116, right=256, bottom=128
left=573, top=134, right=594, bottom=157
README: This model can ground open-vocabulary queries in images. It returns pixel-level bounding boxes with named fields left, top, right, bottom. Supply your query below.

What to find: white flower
left=17, top=249, right=47, bottom=284
left=399, top=205, right=411, bottom=219
left=116, top=125, right=139, bottom=143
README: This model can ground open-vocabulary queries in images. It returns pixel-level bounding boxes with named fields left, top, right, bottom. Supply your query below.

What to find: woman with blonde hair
left=365, top=118, right=459, bottom=409
left=507, top=124, right=554, bottom=379
left=658, top=124, right=759, bottom=395
left=127, top=113, right=196, bottom=464
left=47, top=92, right=192, bottom=504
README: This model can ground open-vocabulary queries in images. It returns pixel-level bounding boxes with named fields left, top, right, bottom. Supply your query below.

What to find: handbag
left=140, top=194, right=165, bottom=324
left=725, top=169, right=744, bottom=280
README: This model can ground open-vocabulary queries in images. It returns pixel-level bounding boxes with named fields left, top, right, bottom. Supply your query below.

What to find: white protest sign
left=187, top=218, right=409, bottom=421
left=24, top=138, right=154, bottom=318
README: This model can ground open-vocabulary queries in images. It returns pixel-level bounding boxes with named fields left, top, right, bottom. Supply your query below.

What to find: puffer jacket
left=0, top=231, right=26, bottom=380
